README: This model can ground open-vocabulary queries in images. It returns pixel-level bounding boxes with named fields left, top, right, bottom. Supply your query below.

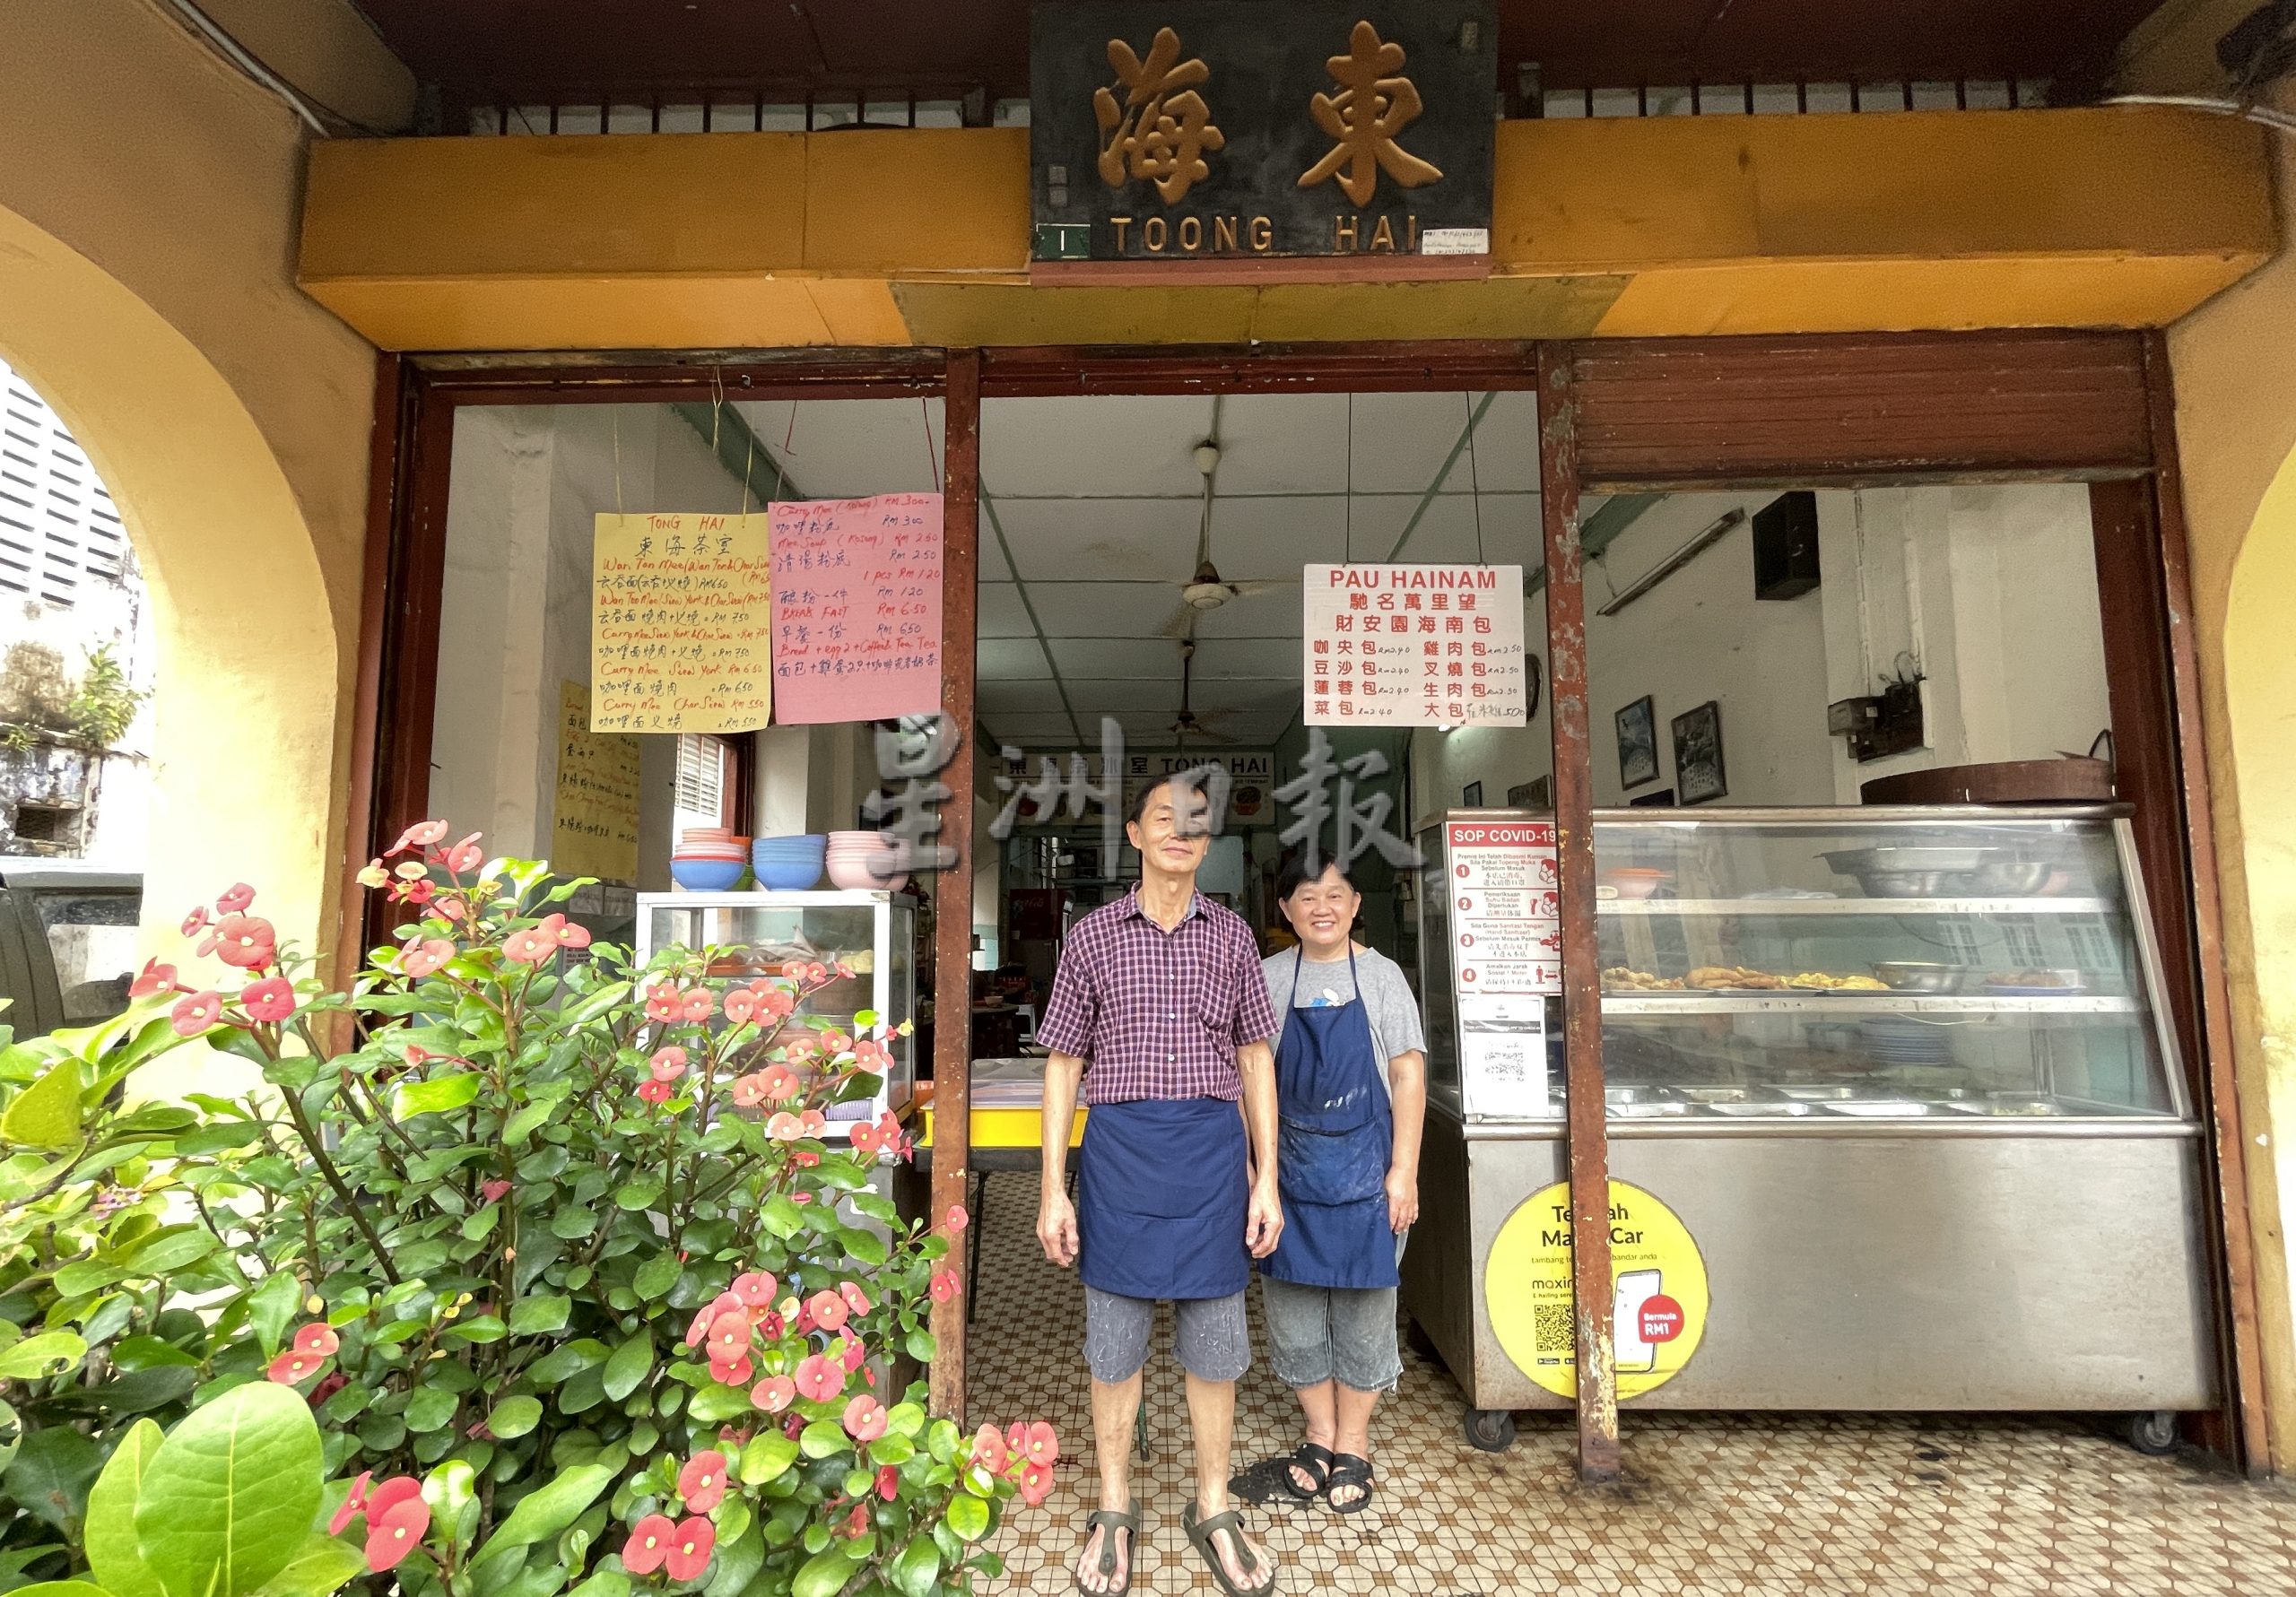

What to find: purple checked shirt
left=1036, top=890, right=1278, bottom=1106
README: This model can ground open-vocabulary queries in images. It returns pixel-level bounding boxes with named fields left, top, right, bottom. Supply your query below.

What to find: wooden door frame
left=350, top=328, right=2259, bottom=1466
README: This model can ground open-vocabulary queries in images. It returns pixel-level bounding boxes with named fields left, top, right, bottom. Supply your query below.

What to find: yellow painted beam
left=300, top=107, right=2275, bottom=351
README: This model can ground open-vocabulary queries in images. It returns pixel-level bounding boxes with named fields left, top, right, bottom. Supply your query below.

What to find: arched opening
left=0, top=202, right=347, bottom=1037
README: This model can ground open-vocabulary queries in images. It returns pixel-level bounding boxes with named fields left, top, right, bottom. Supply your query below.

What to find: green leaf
left=13, top=1584, right=113, bottom=1597
left=600, top=1336, right=653, bottom=1401
left=794, top=1549, right=852, bottom=1597
left=404, top=1386, right=458, bottom=1434
left=247, top=1533, right=368, bottom=1597
left=889, top=1534, right=943, bottom=1597
left=460, top=1202, right=500, bottom=1241
left=393, top=1071, right=483, bottom=1118
left=247, top=1271, right=303, bottom=1358
left=738, top=1432, right=798, bottom=1486
left=525, top=1339, right=604, bottom=1385
left=52, top=1263, right=126, bottom=1298
left=507, top=1296, right=570, bottom=1336
left=2, top=1063, right=83, bottom=1149
left=903, top=1326, right=936, bottom=1362
left=502, top=1101, right=552, bottom=1146
left=798, top=1419, right=848, bottom=1461
left=488, top=1395, right=544, bottom=1438
left=686, top=1383, right=751, bottom=1424
left=135, top=1382, right=321, bottom=1597
left=422, top=1459, right=479, bottom=1553
left=760, top=1196, right=804, bottom=1239
left=444, top=1315, right=507, bottom=1343
left=465, top=1462, right=613, bottom=1573
left=122, top=1227, right=217, bottom=1276
left=631, top=1250, right=680, bottom=1301
left=0, top=1332, right=87, bottom=1380
left=840, top=1228, right=889, bottom=1267
left=945, top=1490, right=990, bottom=1542
left=110, top=1337, right=199, bottom=1374
left=4, top=1425, right=99, bottom=1535
left=613, top=1175, right=664, bottom=1211
left=84, top=1417, right=163, bottom=1597
left=548, top=1207, right=596, bottom=1240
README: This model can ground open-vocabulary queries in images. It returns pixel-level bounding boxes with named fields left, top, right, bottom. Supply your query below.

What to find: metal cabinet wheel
left=2124, top=1410, right=2179, bottom=1456
left=1464, top=1409, right=1517, bottom=1452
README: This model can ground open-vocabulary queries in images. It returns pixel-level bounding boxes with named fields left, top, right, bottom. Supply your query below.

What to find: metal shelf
left=1600, top=992, right=2141, bottom=1016
left=1597, top=897, right=2115, bottom=916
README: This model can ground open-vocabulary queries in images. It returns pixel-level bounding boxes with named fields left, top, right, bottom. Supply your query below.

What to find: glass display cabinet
left=1401, top=807, right=2217, bottom=1434
left=635, top=890, right=918, bottom=1130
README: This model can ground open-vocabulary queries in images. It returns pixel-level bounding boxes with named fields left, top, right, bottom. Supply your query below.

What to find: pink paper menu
left=768, top=492, right=944, bottom=725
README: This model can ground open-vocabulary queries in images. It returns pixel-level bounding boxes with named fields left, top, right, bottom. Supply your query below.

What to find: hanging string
left=612, top=407, right=624, bottom=514
left=920, top=396, right=943, bottom=491
left=1464, top=391, right=1486, bottom=566
left=783, top=401, right=799, bottom=455
left=1344, top=394, right=1354, bottom=561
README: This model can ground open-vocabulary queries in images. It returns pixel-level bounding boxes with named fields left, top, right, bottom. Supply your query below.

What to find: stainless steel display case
left=634, top=890, right=918, bottom=1132
left=1402, top=807, right=2218, bottom=1438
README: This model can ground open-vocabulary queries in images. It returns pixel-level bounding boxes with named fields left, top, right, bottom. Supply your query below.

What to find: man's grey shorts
left=1083, top=1285, right=1250, bottom=1383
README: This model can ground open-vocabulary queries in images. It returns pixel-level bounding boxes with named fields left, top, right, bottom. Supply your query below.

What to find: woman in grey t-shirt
left=1234, top=855, right=1426, bottom=1515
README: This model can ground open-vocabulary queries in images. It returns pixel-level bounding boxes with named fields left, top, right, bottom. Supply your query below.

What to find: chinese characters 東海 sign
left=1301, top=562, right=1528, bottom=727
left=768, top=492, right=944, bottom=725
left=590, top=511, right=774, bottom=734
left=552, top=680, right=642, bottom=883
left=1030, top=2, right=1496, bottom=266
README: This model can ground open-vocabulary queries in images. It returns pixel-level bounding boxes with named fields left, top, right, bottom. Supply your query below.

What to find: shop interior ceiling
left=353, top=0, right=2151, bottom=113
left=734, top=392, right=1544, bottom=751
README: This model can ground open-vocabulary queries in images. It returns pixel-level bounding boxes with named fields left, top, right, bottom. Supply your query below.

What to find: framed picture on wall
left=1462, top=781, right=1483, bottom=807
left=1507, top=777, right=1552, bottom=810
left=1672, top=701, right=1728, bottom=804
left=1615, top=697, right=1660, bottom=788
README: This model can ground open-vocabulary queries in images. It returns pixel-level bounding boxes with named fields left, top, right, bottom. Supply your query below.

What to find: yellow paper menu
left=591, top=511, right=774, bottom=733
left=552, top=680, right=641, bottom=883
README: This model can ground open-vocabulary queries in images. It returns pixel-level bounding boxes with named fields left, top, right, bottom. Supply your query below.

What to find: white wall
left=1409, top=483, right=2112, bottom=813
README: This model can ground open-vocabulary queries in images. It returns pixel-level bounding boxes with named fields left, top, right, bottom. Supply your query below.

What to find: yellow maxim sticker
left=1485, top=1179, right=1709, bottom=1401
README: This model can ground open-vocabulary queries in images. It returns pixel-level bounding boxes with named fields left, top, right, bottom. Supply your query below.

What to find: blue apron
left=1264, top=947, right=1398, bottom=1290
left=1078, top=1098, right=1250, bottom=1300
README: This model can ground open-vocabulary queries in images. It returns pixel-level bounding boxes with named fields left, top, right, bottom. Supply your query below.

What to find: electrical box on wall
left=1830, top=678, right=1926, bottom=763
left=1752, top=491, right=1822, bottom=601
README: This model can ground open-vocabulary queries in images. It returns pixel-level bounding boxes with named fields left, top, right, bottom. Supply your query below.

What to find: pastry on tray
left=1686, top=966, right=1786, bottom=991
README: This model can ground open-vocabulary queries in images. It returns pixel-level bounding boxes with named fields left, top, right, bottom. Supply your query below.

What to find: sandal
left=1326, top=1453, right=1374, bottom=1515
left=1183, top=1501, right=1279, bottom=1597
left=1229, top=1441, right=1332, bottom=1505
left=1074, top=1503, right=1139, bottom=1596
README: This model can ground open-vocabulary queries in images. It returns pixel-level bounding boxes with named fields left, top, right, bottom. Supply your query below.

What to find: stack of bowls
left=826, top=830, right=907, bottom=892
left=672, top=827, right=750, bottom=891
left=751, top=833, right=826, bottom=891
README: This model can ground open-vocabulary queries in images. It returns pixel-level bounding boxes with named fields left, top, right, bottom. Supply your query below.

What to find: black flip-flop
left=1229, top=1442, right=1333, bottom=1505
left=1326, top=1453, right=1374, bottom=1515
left=1074, top=1502, right=1139, bottom=1596
left=1184, top=1501, right=1279, bottom=1597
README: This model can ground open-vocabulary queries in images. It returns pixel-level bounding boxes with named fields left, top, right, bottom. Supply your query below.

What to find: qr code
left=1534, top=1301, right=1574, bottom=1353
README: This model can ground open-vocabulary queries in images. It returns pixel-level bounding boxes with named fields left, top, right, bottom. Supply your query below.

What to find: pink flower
left=240, top=976, right=296, bottom=1023
left=729, top=1073, right=769, bottom=1108
left=445, top=832, right=485, bottom=872
left=636, top=1079, right=674, bottom=1106
left=392, top=878, right=434, bottom=907
left=294, top=1322, right=340, bottom=1358
left=842, top=1502, right=869, bottom=1539
left=751, top=1375, right=796, bottom=1413
left=216, top=883, right=257, bottom=915
left=1018, top=1459, right=1056, bottom=1506
left=820, top=1029, right=852, bottom=1056
left=390, top=819, right=449, bottom=855
left=212, top=914, right=277, bottom=969
left=267, top=1348, right=325, bottom=1384
left=400, top=939, right=456, bottom=979
left=356, top=861, right=389, bottom=890
left=180, top=906, right=210, bottom=937
left=665, top=1517, right=716, bottom=1583
left=733, top=1270, right=778, bottom=1307
left=722, top=987, right=759, bottom=1026
left=705, top=1308, right=750, bottom=1361
left=678, top=1449, right=730, bottom=1513
left=364, top=1478, right=430, bottom=1572
left=555, top=918, right=592, bottom=950
left=928, top=1271, right=961, bottom=1305
left=761, top=1063, right=801, bottom=1102
left=329, top=1470, right=374, bottom=1535
left=849, top=1121, right=882, bottom=1155
left=794, top=1353, right=842, bottom=1402
left=645, top=985, right=684, bottom=1024
left=433, top=897, right=467, bottom=921
left=839, top=1281, right=873, bottom=1317
left=678, top=986, right=717, bottom=1024
left=622, top=1512, right=677, bottom=1575
left=798, top=1110, right=827, bottom=1137
left=842, top=1395, right=888, bottom=1443
left=686, top=1293, right=738, bottom=1349
left=1020, top=1420, right=1060, bottom=1467
left=876, top=1464, right=900, bottom=1501
left=649, top=1046, right=689, bottom=1082
left=944, top=1203, right=970, bottom=1235
left=835, top=1334, right=867, bottom=1374
left=170, top=991, right=223, bottom=1037
left=790, top=1150, right=819, bottom=1169
left=129, top=959, right=178, bottom=999
left=807, top=1290, right=848, bottom=1332
left=790, top=1192, right=813, bottom=1206
left=970, top=1424, right=1010, bottom=1472
left=502, top=926, right=556, bottom=965
left=709, top=1350, right=754, bottom=1386
left=754, top=984, right=796, bottom=1019
left=480, top=1179, right=511, bottom=1204
left=765, top=1112, right=802, bottom=1141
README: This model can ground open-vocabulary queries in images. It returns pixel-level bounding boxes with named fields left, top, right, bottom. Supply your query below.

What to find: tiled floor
left=963, top=1173, right=2296, bottom=1596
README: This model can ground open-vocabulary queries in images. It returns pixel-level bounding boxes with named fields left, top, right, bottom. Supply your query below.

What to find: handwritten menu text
left=591, top=511, right=774, bottom=733
left=768, top=492, right=944, bottom=725
left=552, top=679, right=642, bottom=882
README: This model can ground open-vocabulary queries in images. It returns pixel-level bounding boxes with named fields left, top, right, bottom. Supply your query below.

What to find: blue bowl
left=752, top=860, right=822, bottom=890
left=670, top=858, right=748, bottom=892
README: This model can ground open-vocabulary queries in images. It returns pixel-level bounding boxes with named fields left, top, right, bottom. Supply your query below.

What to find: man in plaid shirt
left=1038, top=775, right=1283, bottom=1597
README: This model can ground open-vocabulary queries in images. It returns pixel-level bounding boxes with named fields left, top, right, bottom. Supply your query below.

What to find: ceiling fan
left=1158, top=438, right=1292, bottom=640
left=1170, top=639, right=1241, bottom=747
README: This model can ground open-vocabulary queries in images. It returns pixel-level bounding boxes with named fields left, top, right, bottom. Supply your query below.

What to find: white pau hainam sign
left=1301, top=563, right=1528, bottom=727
